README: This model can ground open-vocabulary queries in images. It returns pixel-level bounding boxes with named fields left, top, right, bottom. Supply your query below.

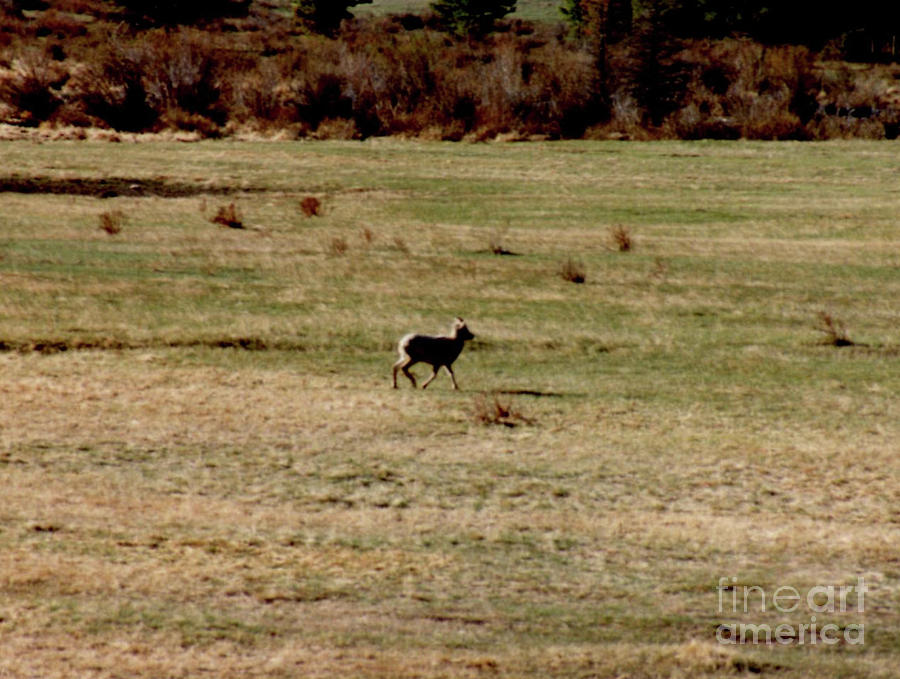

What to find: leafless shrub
left=610, top=224, right=633, bottom=252
left=71, top=36, right=157, bottom=132
left=141, top=30, right=228, bottom=128
left=472, top=392, right=532, bottom=427
left=98, top=209, right=125, bottom=235
left=211, top=203, right=243, bottom=229
left=816, top=311, right=855, bottom=347
left=360, top=227, right=375, bottom=244
left=301, top=196, right=321, bottom=217
left=0, top=48, right=67, bottom=125
left=559, top=257, right=586, bottom=284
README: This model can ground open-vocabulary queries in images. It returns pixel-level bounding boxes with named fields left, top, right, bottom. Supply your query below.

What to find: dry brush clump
left=98, top=209, right=125, bottom=234
left=2, top=9, right=900, bottom=139
left=300, top=196, right=321, bottom=217
left=815, top=311, right=855, bottom=347
left=609, top=224, right=633, bottom=251
left=559, top=257, right=586, bottom=284
left=472, top=392, right=532, bottom=427
left=658, top=40, right=819, bottom=140
left=0, top=14, right=607, bottom=139
left=0, top=47, right=68, bottom=126
left=211, top=203, right=243, bottom=229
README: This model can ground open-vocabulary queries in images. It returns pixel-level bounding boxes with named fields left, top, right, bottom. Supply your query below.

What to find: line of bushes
left=1, top=8, right=900, bottom=140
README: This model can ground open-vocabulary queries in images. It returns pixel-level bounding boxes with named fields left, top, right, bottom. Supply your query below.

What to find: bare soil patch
left=0, top=175, right=247, bottom=198
left=0, top=337, right=302, bottom=354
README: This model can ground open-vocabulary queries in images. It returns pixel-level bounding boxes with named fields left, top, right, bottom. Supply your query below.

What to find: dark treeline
left=629, top=1, right=900, bottom=60
left=0, top=0, right=899, bottom=140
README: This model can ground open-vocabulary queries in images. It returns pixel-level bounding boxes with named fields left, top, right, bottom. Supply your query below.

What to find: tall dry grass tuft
left=559, top=257, right=586, bottom=284
left=98, top=209, right=125, bottom=235
left=816, top=311, right=855, bottom=347
left=472, top=392, right=532, bottom=427
left=211, top=203, right=243, bottom=229
left=609, top=224, right=633, bottom=252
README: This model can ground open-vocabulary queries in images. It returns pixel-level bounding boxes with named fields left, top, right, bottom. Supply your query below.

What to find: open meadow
left=360, top=0, right=563, bottom=22
left=0, top=137, right=898, bottom=677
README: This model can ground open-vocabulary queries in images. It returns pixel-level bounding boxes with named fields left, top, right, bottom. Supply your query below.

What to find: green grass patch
left=0, top=138, right=898, bottom=678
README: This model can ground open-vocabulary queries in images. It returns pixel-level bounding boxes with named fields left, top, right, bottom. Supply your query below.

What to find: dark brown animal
left=392, top=317, right=475, bottom=390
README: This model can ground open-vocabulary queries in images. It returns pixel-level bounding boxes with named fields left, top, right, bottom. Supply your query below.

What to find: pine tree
left=431, top=0, right=517, bottom=38
left=294, top=0, right=372, bottom=37
left=561, top=0, right=632, bottom=43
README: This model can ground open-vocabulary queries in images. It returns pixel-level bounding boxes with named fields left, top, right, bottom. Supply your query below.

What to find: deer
left=392, top=317, right=475, bottom=390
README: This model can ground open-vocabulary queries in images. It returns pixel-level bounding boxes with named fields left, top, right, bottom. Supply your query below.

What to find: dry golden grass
left=0, top=139, right=898, bottom=677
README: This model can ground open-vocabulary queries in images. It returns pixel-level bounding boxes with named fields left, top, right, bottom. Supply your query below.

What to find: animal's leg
left=421, top=365, right=440, bottom=389
left=445, top=364, right=460, bottom=390
left=401, top=361, right=418, bottom=388
left=393, top=357, right=417, bottom=388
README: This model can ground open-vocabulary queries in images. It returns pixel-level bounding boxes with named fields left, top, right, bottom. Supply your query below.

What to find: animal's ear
left=455, top=316, right=464, bottom=324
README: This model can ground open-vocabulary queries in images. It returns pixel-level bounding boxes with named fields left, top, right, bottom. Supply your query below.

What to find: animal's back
left=400, top=334, right=460, bottom=365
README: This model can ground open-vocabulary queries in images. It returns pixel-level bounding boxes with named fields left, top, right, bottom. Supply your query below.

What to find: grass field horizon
left=367, top=0, right=562, bottom=21
left=0, top=138, right=898, bottom=677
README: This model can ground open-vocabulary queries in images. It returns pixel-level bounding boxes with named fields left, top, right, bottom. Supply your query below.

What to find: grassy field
left=361, top=0, right=563, bottom=22
left=0, top=137, right=898, bottom=678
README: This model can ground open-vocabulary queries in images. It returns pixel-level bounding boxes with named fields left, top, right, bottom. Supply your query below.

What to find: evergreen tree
left=561, top=0, right=632, bottom=43
left=431, top=0, right=517, bottom=38
left=294, top=0, right=372, bottom=37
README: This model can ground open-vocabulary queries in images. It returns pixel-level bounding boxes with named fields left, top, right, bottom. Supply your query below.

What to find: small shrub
left=98, top=209, right=125, bottom=235
left=473, top=392, right=532, bottom=427
left=360, top=227, right=375, bottom=244
left=609, top=224, right=633, bottom=252
left=301, top=196, right=321, bottom=217
left=559, top=257, right=586, bottom=284
left=816, top=311, right=855, bottom=347
left=0, top=49, right=68, bottom=125
left=329, top=236, right=348, bottom=256
left=142, top=30, right=229, bottom=127
left=72, top=39, right=158, bottom=132
left=211, top=203, right=243, bottom=229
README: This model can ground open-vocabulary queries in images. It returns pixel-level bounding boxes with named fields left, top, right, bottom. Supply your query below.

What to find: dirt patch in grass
left=0, top=337, right=302, bottom=354
left=0, top=175, right=252, bottom=198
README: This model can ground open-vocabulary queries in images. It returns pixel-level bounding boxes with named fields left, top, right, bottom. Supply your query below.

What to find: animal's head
left=453, top=317, right=475, bottom=341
